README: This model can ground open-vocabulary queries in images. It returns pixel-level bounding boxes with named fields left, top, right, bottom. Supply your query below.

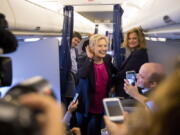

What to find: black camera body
left=0, top=56, right=12, bottom=87
left=0, top=99, right=40, bottom=135
left=2, top=76, right=54, bottom=135
left=0, top=13, right=53, bottom=135
left=0, top=13, right=17, bottom=87
left=4, top=76, right=53, bottom=101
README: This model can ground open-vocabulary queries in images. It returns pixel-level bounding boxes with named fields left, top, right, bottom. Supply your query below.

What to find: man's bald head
left=137, top=63, right=165, bottom=89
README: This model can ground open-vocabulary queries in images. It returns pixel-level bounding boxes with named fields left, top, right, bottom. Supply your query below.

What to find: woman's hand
left=85, top=46, right=94, bottom=58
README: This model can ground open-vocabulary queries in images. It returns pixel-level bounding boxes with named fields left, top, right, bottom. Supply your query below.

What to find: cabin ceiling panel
left=24, top=0, right=180, bottom=39
left=78, top=11, right=113, bottom=23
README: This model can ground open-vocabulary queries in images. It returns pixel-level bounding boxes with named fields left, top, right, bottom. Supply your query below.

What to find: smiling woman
left=88, top=34, right=109, bottom=63
left=76, top=34, right=118, bottom=135
left=115, top=27, right=149, bottom=98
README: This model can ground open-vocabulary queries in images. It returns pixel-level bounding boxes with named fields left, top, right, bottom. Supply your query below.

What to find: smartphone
left=72, top=93, right=79, bottom=103
left=126, top=71, right=136, bottom=86
left=103, top=97, right=124, bottom=122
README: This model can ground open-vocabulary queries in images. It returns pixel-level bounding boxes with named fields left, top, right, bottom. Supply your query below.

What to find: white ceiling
left=27, top=0, right=150, bottom=29
left=27, top=0, right=180, bottom=39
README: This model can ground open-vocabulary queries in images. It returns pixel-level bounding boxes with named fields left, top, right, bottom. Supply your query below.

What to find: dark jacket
left=76, top=54, right=118, bottom=114
left=116, top=48, right=149, bottom=97
left=62, top=48, right=79, bottom=98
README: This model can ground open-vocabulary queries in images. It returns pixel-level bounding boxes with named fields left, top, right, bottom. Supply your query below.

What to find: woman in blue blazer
left=76, top=34, right=117, bottom=135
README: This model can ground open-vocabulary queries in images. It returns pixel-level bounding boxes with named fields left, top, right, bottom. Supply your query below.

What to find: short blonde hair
left=89, top=34, right=108, bottom=48
left=122, top=27, right=146, bottom=49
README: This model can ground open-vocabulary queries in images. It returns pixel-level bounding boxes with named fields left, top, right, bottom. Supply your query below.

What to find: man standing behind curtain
left=62, top=32, right=82, bottom=108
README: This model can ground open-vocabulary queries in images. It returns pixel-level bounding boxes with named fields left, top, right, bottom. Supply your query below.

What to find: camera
left=0, top=13, right=18, bottom=87
left=2, top=76, right=54, bottom=135
left=0, top=99, right=40, bottom=135
left=0, top=56, right=12, bottom=87
left=0, top=13, right=54, bottom=135
left=4, top=76, right=54, bottom=101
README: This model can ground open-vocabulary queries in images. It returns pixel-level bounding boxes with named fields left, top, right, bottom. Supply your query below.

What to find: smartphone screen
left=103, top=98, right=124, bottom=122
left=72, top=93, right=79, bottom=103
left=126, top=71, right=136, bottom=86
left=106, top=101, right=123, bottom=116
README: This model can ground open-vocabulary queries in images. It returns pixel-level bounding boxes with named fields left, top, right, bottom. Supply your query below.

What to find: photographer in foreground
left=0, top=13, right=65, bottom=135
left=0, top=13, right=18, bottom=54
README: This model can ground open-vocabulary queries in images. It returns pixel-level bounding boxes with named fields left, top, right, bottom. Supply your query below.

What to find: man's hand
left=124, top=79, right=148, bottom=104
left=124, top=79, right=139, bottom=98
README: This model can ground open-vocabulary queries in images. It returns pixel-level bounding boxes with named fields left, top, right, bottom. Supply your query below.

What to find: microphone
left=0, top=13, right=18, bottom=54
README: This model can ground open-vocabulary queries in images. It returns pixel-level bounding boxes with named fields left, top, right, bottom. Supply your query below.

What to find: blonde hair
left=122, top=27, right=146, bottom=49
left=89, top=34, right=108, bottom=49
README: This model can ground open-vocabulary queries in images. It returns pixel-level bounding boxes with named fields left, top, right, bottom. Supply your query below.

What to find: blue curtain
left=112, top=4, right=125, bottom=69
left=105, top=31, right=109, bottom=36
left=94, top=24, right=98, bottom=34
left=59, top=6, right=74, bottom=97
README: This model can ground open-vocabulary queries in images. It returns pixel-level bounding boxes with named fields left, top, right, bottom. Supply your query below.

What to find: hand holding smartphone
left=126, top=71, right=136, bottom=86
left=72, top=93, right=79, bottom=103
left=103, top=97, right=124, bottom=122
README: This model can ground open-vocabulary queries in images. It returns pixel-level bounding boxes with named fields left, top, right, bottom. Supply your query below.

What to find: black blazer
left=115, top=48, right=149, bottom=97
left=77, top=54, right=118, bottom=113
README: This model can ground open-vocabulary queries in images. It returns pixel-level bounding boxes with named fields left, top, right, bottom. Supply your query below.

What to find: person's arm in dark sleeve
left=78, top=46, right=94, bottom=78
left=118, top=49, right=148, bottom=75
left=78, top=56, right=93, bottom=78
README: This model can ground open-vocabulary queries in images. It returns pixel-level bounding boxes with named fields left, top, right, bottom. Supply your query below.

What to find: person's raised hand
left=124, top=79, right=139, bottom=98
left=85, top=46, right=94, bottom=58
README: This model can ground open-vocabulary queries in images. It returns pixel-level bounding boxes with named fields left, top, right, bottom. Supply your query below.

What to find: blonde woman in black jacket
left=115, top=27, right=149, bottom=98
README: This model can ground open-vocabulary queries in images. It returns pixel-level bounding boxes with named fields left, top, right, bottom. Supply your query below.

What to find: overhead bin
left=123, top=0, right=180, bottom=32
left=0, top=0, right=100, bottom=35
left=140, top=7, right=180, bottom=31
left=0, top=0, right=15, bottom=29
left=0, top=0, right=62, bottom=34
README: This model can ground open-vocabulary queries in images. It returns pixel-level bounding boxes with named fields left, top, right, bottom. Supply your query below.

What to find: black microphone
left=0, top=13, right=8, bottom=29
left=0, top=13, right=18, bottom=54
left=0, top=29, right=18, bottom=54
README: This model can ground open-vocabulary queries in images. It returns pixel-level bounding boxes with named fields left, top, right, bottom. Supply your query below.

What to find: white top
left=141, top=88, right=150, bottom=94
left=70, top=48, right=77, bottom=74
